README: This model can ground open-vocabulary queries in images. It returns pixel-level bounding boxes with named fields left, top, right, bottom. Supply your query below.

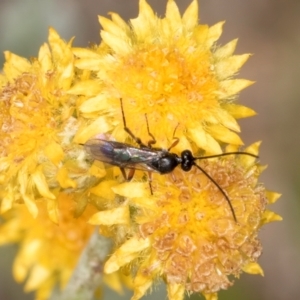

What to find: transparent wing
left=84, top=139, right=162, bottom=172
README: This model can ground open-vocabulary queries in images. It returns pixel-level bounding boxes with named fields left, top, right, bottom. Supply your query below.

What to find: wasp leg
left=147, top=171, right=154, bottom=195
left=126, top=168, right=136, bottom=181
left=120, top=168, right=127, bottom=181
left=144, top=114, right=156, bottom=148
left=120, top=167, right=136, bottom=182
left=168, top=124, right=180, bottom=151
left=120, top=98, right=147, bottom=147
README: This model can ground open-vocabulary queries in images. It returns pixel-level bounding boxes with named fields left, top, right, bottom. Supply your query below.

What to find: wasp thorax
left=151, top=152, right=181, bottom=174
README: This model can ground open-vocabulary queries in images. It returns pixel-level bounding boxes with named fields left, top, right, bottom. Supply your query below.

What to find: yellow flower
left=0, top=194, right=97, bottom=299
left=0, top=28, right=107, bottom=220
left=91, top=143, right=281, bottom=300
left=74, top=0, right=255, bottom=154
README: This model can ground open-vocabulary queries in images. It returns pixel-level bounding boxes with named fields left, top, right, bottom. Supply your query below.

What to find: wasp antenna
left=194, top=152, right=258, bottom=161
left=193, top=163, right=237, bottom=222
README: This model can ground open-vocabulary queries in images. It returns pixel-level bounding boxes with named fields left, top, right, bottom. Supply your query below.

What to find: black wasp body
left=84, top=98, right=258, bottom=222
left=84, top=139, right=194, bottom=175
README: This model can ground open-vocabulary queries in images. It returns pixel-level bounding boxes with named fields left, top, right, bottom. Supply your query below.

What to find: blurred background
left=0, top=0, right=298, bottom=299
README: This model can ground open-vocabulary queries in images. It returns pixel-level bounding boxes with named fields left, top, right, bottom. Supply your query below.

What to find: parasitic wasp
left=84, top=98, right=258, bottom=222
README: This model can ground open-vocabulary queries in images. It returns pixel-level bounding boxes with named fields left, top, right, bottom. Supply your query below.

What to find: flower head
left=0, top=28, right=106, bottom=219
left=0, top=193, right=97, bottom=299
left=74, top=0, right=255, bottom=154
left=91, top=143, right=281, bottom=300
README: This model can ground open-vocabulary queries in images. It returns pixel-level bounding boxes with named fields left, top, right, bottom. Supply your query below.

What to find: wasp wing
left=84, top=139, right=162, bottom=173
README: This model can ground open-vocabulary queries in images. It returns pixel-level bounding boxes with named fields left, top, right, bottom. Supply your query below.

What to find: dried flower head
left=91, top=142, right=281, bottom=300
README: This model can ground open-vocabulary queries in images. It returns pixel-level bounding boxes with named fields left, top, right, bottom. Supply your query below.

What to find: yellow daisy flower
left=91, top=143, right=281, bottom=300
left=74, top=0, right=255, bottom=154
left=0, top=28, right=107, bottom=220
left=0, top=194, right=97, bottom=299
left=0, top=195, right=134, bottom=299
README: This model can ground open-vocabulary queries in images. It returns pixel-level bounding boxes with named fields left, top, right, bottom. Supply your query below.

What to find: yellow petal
left=194, top=24, right=209, bottom=44
left=112, top=182, right=149, bottom=198
left=25, top=265, right=51, bottom=292
left=222, top=103, right=256, bottom=119
left=73, top=47, right=102, bottom=59
left=3, top=51, right=31, bottom=81
left=48, top=27, right=74, bottom=89
left=103, top=272, right=124, bottom=294
left=244, top=141, right=261, bottom=156
left=104, top=237, right=150, bottom=273
left=101, top=31, right=132, bottom=55
left=35, top=277, right=55, bottom=300
left=131, top=196, right=157, bottom=210
left=18, top=166, right=38, bottom=218
left=0, top=218, right=21, bottom=244
left=56, top=166, right=77, bottom=189
left=44, top=142, right=64, bottom=165
left=88, top=163, right=107, bottom=178
left=23, top=194, right=38, bottom=218
left=219, top=79, right=254, bottom=98
left=73, top=48, right=103, bottom=70
left=243, top=262, right=264, bottom=276
left=214, top=109, right=241, bottom=132
left=188, top=126, right=222, bottom=154
left=89, top=206, right=130, bottom=226
left=75, top=57, right=102, bottom=70
left=182, top=0, right=198, bottom=31
left=0, top=186, right=14, bottom=213
left=90, top=180, right=117, bottom=200
left=109, top=12, right=131, bottom=34
left=48, top=28, right=74, bottom=90
left=261, top=210, right=283, bottom=225
left=208, top=125, right=243, bottom=145
left=266, top=190, right=281, bottom=204
left=132, top=273, right=153, bottom=300
left=99, top=16, right=129, bottom=42
left=166, top=0, right=182, bottom=29
left=204, top=293, right=218, bottom=300
left=73, top=116, right=112, bottom=144
left=47, top=198, right=59, bottom=224
left=67, top=80, right=102, bottom=96
left=13, top=240, right=42, bottom=281
left=206, top=22, right=224, bottom=48
left=73, top=194, right=88, bottom=218
left=38, top=43, right=52, bottom=77
left=131, top=0, right=155, bottom=39
left=79, top=94, right=109, bottom=114
left=167, top=283, right=185, bottom=300
left=215, top=54, right=251, bottom=80
left=214, top=39, right=238, bottom=59
left=31, top=168, right=56, bottom=199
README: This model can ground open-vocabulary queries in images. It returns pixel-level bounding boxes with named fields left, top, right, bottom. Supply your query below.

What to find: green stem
left=52, top=230, right=111, bottom=300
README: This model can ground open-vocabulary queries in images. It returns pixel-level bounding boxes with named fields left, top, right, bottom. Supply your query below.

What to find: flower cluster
left=0, top=0, right=281, bottom=300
